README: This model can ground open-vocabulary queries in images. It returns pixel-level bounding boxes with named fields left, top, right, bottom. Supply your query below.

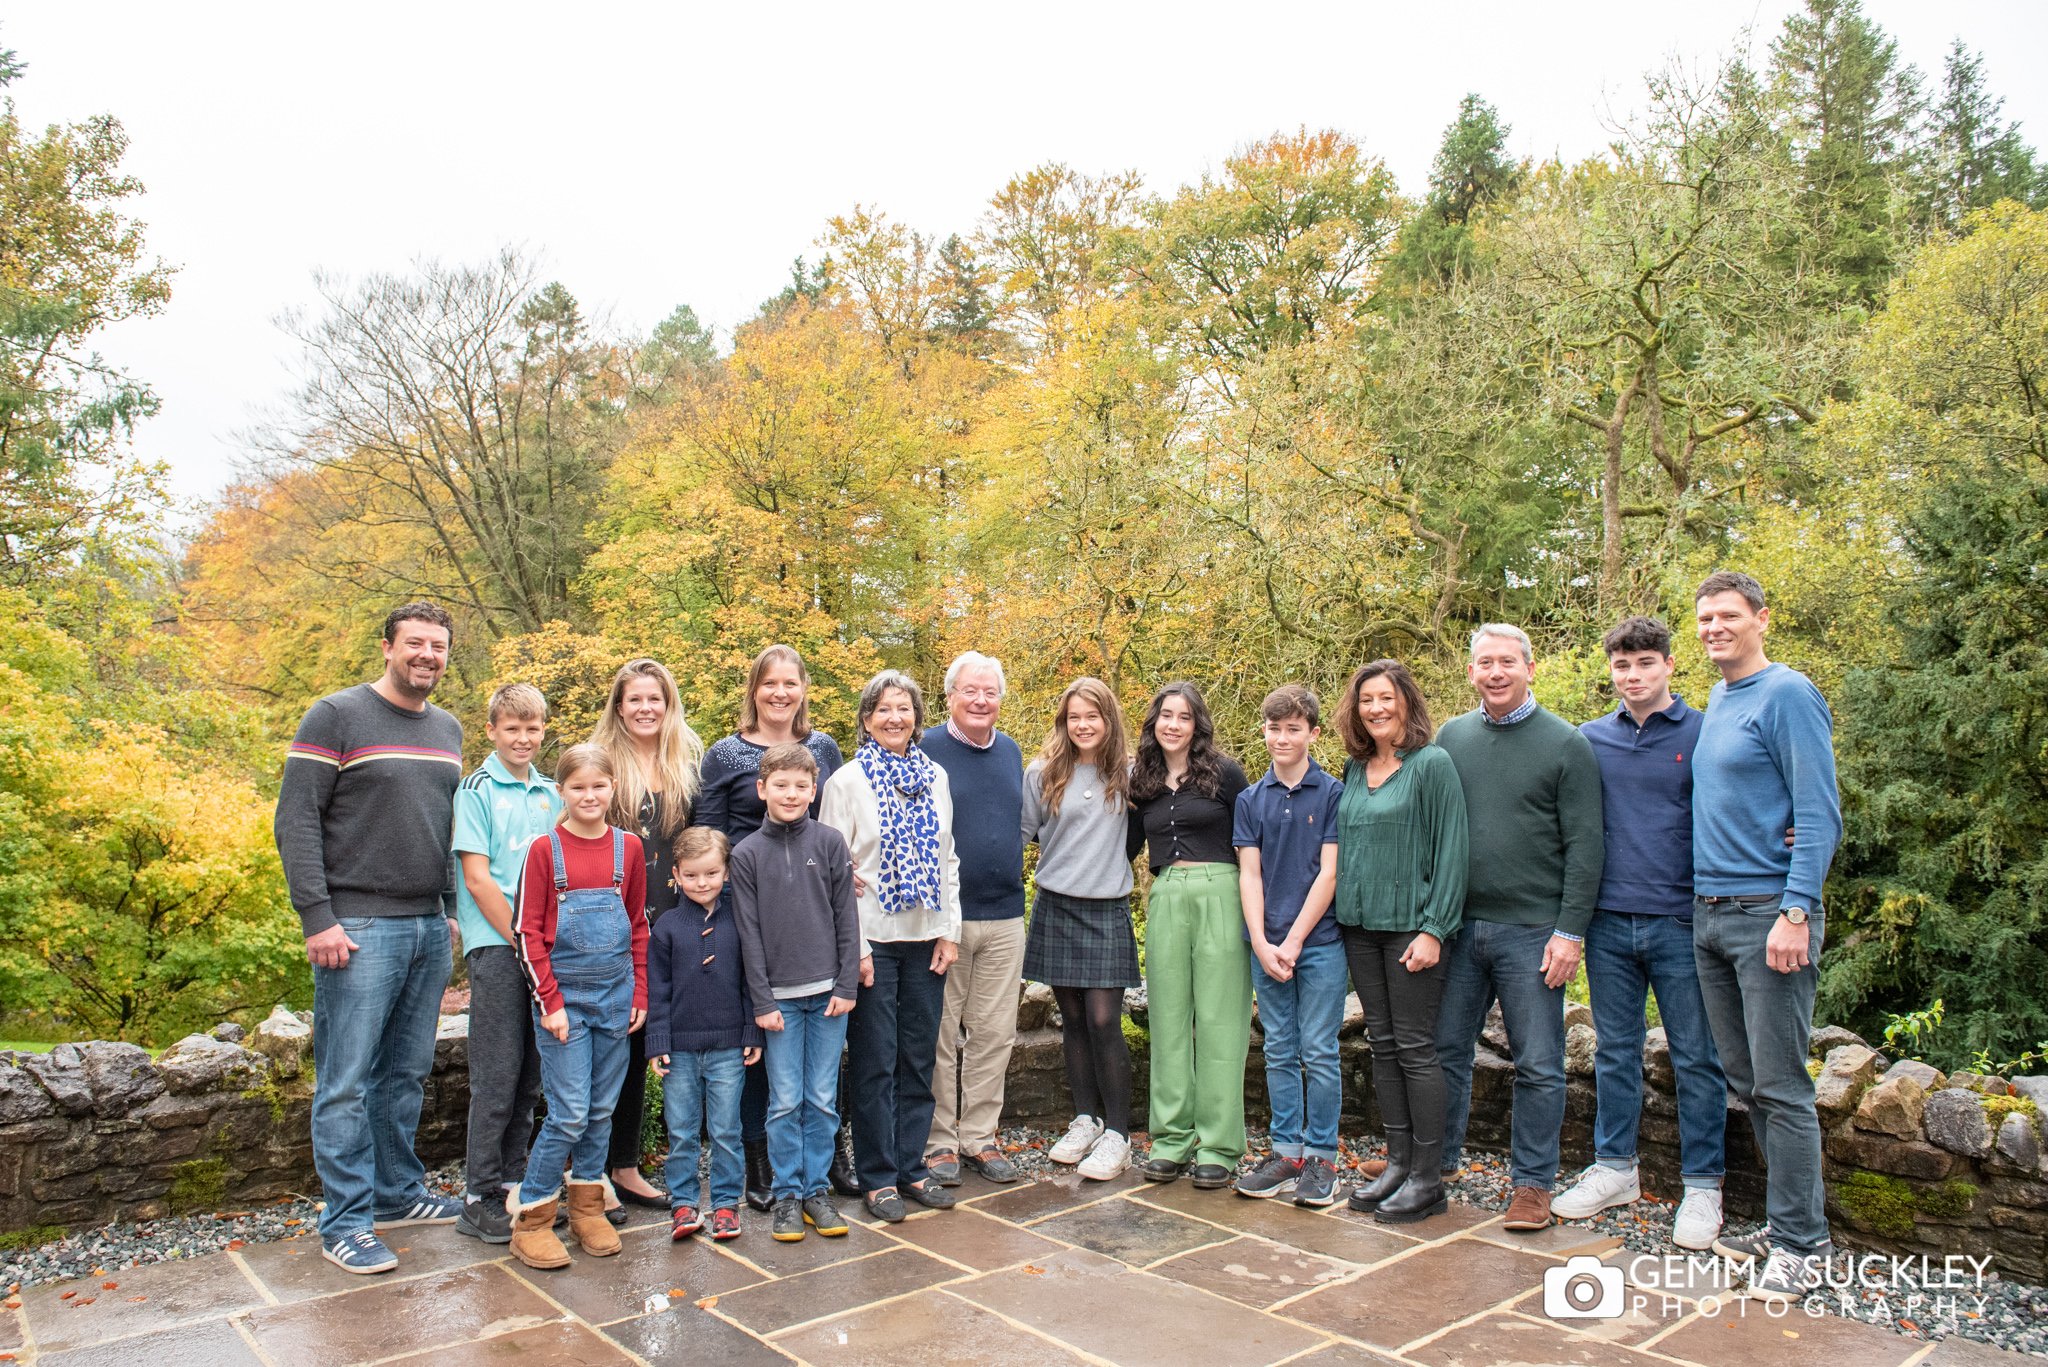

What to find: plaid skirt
left=1024, top=887, right=1141, bottom=989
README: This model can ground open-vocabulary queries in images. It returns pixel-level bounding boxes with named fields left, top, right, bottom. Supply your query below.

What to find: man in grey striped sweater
left=273, top=601, right=466, bottom=1275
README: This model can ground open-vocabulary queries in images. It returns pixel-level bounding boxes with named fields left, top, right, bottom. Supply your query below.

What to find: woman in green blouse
left=1332, top=659, right=1469, bottom=1224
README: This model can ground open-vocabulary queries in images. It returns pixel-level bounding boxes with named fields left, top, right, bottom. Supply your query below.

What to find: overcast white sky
left=11, top=1, right=2046, bottom=516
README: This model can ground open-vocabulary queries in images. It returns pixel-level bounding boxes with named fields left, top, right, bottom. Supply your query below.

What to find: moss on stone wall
left=167, top=1158, right=228, bottom=1215
left=1833, top=1170, right=1980, bottom=1238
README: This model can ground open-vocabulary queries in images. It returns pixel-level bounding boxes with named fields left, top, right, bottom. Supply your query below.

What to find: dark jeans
left=1438, top=919, right=1567, bottom=1190
left=1585, top=910, right=1726, bottom=1185
left=1342, top=926, right=1448, bottom=1145
left=607, top=1025, right=650, bottom=1171
left=847, top=939, right=947, bottom=1192
left=1693, top=894, right=1829, bottom=1254
left=463, top=945, right=542, bottom=1197
left=742, top=1056, right=769, bottom=1144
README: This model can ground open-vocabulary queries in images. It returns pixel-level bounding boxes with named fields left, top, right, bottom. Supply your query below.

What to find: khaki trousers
left=926, top=917, right=1029, bottom=1155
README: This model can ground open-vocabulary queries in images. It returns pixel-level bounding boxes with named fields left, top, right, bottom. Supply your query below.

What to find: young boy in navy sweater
left=650, top=827, right=762, bottom=1241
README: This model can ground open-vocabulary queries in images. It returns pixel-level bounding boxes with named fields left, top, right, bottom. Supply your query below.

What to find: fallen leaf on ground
left=697, top=1296, right=719, bottom=1309
left=59, top=1291, right=75, bottom=1301
left=1022, top=1265, right=1044, bottom=1276
left=100, top=1281, right=117, bottom=1290
left=226, top=1240, right=245, bottom=1251
left=127, top=1296, right=146, bottom=1303
left=72, top=1297, right=94, bottom=1307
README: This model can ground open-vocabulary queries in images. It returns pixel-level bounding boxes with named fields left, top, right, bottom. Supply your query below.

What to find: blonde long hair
left=590, top=658, right=705, bottom=835
left=552, top=743, right=616, bottom=826
left=1034, top=676, right=1130, bottom=819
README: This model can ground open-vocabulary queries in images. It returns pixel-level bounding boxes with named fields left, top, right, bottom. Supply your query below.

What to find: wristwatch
left=1781, top=906, right=1810, bottom=925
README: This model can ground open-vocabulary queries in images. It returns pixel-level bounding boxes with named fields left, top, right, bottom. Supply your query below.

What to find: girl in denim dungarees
left=507, top=744, right=650, bottom=1270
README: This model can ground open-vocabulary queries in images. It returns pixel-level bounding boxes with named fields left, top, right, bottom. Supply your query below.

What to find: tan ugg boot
left=565, top=1179, right=621, bottom=1256
left=506, top=1185, right=570, bottom=1270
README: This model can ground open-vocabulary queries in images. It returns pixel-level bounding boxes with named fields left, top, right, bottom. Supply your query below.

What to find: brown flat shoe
left=1503, top=1185, right=1553, bottom=1231
left=1357, top=1159, right=1388, bottom=1179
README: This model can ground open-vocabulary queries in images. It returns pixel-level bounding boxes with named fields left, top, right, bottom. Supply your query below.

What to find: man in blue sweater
left=919, top=652, right=1028, bottom=1185
left=1689, top=572, right=1842, bottom=1305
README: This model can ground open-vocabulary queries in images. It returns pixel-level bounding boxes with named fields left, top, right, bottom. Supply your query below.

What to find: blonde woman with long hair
left=589, top=658, right=705, bottom=1208
left=1021, top=676, right=1139, bottom=1181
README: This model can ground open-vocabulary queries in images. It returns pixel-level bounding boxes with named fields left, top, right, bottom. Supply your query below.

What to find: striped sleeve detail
left=285, top=742, right=343, bottom=767
left=336, top=745, right=464, bottom=771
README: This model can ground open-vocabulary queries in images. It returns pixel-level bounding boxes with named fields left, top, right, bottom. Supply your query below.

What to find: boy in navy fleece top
left=650, top=827, right=763, bottom=1241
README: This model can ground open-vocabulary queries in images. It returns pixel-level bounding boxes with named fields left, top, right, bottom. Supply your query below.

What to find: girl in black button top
left=590, top=658, right=705, bottom=1210
left=1127, top=682, right=1252, bottom=1189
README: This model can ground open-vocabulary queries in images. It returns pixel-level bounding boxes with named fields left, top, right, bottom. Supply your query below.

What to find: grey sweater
left=730, top=814, right=863, bottom=1015
left=1021, top=762, right=1134, bottom=899
left=274, top=683, right=464, bottom=936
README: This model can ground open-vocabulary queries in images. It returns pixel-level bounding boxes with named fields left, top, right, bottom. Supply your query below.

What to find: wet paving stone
left=709, top=1216, right=896, bottom=1279
left=1028, top=1197, right=1233, bottom=1267
left=950, top=1247, right=1326, bottom=1367
left=1650, top=1297, right=1927, bottom=1367
left=773, top=1286, right=1097, bottom=1366
left=876, top=1206, right=1070, bottom=1271
left=1148, top=1234, right=1352, bottom=1308
left=34, top=1315, right=264, bottom=1367
left=1405, top=1312, right=1672, bottom=1367
left=598, top=1300, right=790, bottom=1364
left=972, top=1166, right=1146, bottom=1223
left=1283, top=1235, right=1555, bottom=1349
left=1132, top=1183, right=1421, bottom=1266
left=384, top=1318, right=635, bottom=1364
left=241, top=1262, right=557, bottom=1367
left=234, top=1225, right=496, bottom=1305
left=713, top=1246, right=962, bottom=1334
left=20, top=1250, right=266, bottom=1352
left=514, top=1223, right=761, bottom=1326
left=1278, top=1343, right=1409, bottom=1367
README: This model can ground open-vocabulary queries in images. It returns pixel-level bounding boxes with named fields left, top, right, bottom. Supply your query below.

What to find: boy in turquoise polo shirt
left=452, top=683, right=562, bottom=1242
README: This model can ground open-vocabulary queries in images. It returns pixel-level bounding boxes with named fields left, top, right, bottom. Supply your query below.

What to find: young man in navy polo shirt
left=1555, top=617, right=1728, bottom=1250
left=1232, top=685, right=1346, bottom=1206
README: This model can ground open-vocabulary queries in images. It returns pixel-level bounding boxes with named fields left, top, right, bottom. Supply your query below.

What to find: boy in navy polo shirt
left=1232, top=685, right=1347, bottom=1206
left=1557, top=616, right=1728, bottom=1251
left=452, top=683, right=563, bottom=1243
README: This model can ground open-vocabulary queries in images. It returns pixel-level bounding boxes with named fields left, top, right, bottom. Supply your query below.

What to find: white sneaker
left=1673, top=1188, right=1725, bottom=1251
left=1050, top=1115, right=1105, bottom=1165
left=1550, top=1163, right=1641, bottom=1220
left=1745, top=1245, right=1828, bottom=1305
left=1077, top=1131, right=1131, bottom=1181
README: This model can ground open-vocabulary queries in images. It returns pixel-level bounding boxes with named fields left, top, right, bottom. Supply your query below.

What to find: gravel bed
left=0, top=1165, right=465, bottom=1294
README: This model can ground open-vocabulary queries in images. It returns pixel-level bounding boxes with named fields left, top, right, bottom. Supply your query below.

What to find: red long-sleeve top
left=513, top=825, right=649, bottom=1016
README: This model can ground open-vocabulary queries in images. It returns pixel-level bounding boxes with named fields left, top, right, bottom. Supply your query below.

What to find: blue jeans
left=1254, top=938, right=1347, bottom=1159
left=521, top=993, right=633, bottom=1197
left=764, top=992, right=849, bottom=1200
left=1693, top=894, right=1830, bottom=1254
left=1585, top=910, right=1726, bottom=1186
left=1438, top=920, right=1566, bottom=1190
left=662, top=1048, right=747, bottom=1210
left=311, top=912, right=451, bottom=1237
left=848, top=940, right=947, bottom=1192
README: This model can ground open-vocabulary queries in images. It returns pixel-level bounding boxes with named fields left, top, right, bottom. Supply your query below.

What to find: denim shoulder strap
left=548, top=829, right=569, bottom=891
left=611, top=826, right=626, bottom=889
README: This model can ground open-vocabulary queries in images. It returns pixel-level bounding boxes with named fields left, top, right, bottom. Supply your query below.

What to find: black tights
left=1052, top=986, right=1132, bottom=1137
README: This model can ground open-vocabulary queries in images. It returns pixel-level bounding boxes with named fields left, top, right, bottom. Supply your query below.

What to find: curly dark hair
left=1131, top=681, right=1231, bottom=802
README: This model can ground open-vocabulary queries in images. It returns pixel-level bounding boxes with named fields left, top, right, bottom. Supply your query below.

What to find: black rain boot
left=1348, top=1127, right=1411, bottom=1213
left=1375, top=1133, right=1448, bottom=1224
left=744, top=1138, right=774, bottom=1213
left=828, top=1122, right=860, bottom=1197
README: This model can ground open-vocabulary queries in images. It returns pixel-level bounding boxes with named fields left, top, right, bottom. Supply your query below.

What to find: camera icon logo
left=1543, top=1255, right=1625, bottom=1319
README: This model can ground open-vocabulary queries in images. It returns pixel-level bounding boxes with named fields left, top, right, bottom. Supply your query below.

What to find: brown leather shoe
left=565, top=1180, right=622, bottom=1256
left=1502, top=1185, right=1553, bottom=1231
left=1357, top=1159, right=1388, bottom=1180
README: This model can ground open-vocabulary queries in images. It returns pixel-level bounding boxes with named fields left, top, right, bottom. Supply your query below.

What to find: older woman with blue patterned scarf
left=819, top=669, right=963, bottom=1223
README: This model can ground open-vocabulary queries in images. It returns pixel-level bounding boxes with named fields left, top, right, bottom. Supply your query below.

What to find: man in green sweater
left=1433, top=624, right=1604, bottom=1232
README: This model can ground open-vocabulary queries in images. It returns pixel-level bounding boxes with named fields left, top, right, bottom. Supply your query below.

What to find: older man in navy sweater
left=919, top=652, right=1028, bottom=1185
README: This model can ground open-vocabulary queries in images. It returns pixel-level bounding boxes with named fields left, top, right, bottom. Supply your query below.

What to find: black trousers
left=1341, top=926, right=1448, bottom=1144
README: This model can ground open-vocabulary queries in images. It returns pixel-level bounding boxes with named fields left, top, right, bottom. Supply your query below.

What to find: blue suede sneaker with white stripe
left=373, top=1194, right=462, bottom=1229
left=322, top=1229, right=399, bottom=1274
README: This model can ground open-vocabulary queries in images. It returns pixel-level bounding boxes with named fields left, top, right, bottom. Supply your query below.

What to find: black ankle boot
left=1348, top=1126, right=1411, bottom=1213
left=1375, top=1134, right=1447, bottom=1224
left=828, top=1122, right=860, bottom=1197
left=744, top=1138, right=774, bottom=1213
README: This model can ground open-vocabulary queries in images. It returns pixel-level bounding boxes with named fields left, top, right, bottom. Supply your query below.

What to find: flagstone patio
left=1, top=1167, right=2030, bottom=1366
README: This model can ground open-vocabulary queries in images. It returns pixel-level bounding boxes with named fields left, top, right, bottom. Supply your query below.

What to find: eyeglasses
left=953, top=688, right=1002, bottom=703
